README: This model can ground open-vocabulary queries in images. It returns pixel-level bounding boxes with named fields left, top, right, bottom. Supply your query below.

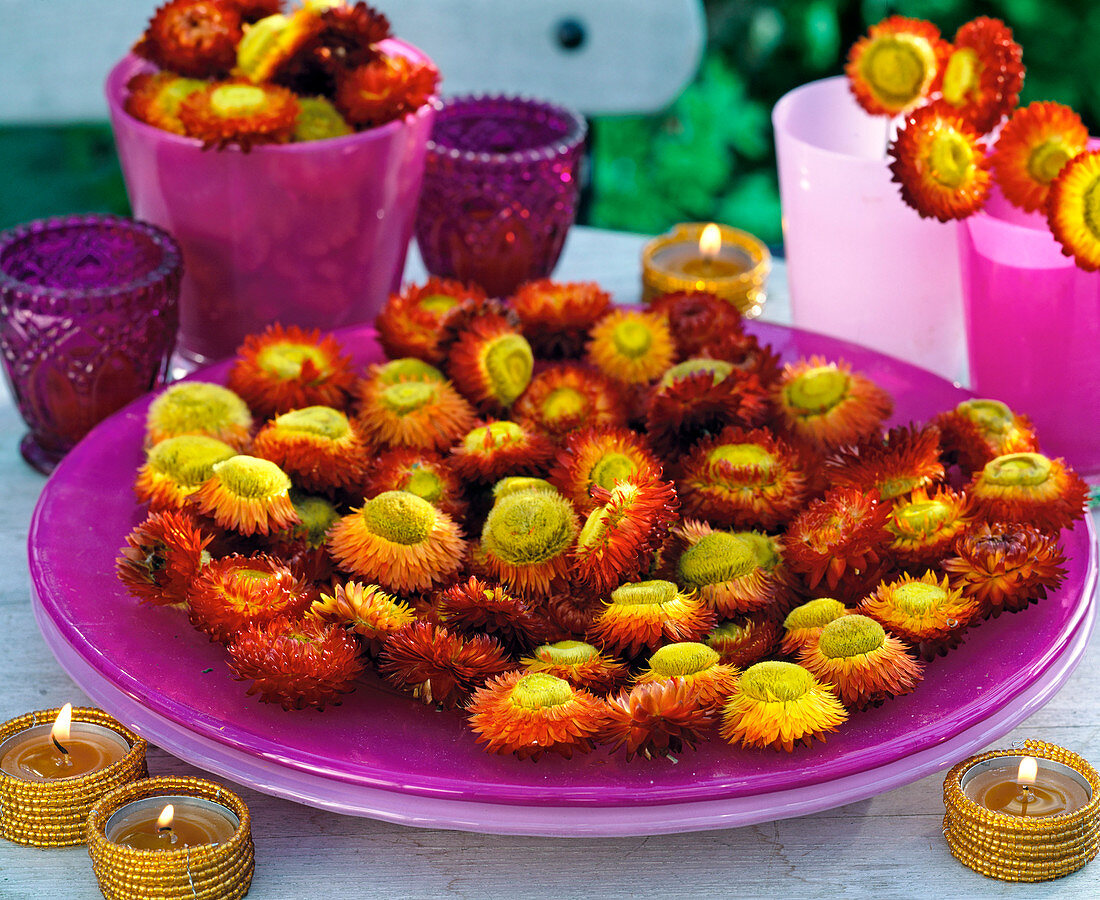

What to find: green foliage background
left=587, top=0, right=1100, bottom=247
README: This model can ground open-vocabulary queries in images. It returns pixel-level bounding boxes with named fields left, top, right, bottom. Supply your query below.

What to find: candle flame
left=699, top=223, right=722, bottom=260
left=51, top=703, right=72, bottom=746
left=1017, top=756, right=1039, bottom=786
left=157, top=804, right=175, bottom=831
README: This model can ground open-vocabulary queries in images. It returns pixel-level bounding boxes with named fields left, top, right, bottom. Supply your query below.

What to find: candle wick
left=51, top=735, right=69, bottom=756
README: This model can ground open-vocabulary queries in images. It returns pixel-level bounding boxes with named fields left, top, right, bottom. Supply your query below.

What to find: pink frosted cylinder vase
left=772, top=76, right=967, bottom=382
left=105, top=44, right=436, bottom=368
left=959, top=188, right=1100, bottom=479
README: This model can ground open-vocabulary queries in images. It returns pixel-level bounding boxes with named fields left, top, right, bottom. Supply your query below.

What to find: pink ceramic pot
left=106, top=44, right=435, bottom=367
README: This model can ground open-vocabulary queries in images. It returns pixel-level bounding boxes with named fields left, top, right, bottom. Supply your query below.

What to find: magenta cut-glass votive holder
left=0, top=214, right=181, bottom=474
left=414, top=94, right=587, bottom=298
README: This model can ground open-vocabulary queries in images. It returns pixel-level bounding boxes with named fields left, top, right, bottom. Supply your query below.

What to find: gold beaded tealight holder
left=943, top=740, right=1099, bottom=882
left=0, top=707, right=147, bottom=847
left=87, top=776, right=254, bottom=900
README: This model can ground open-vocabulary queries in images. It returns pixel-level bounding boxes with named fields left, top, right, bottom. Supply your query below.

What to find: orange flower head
left=379, top=621, right=514, bottom=708
left=227, top=617, right=364, bottom=711
left=991, top=103, right=1087, bottom=212
left=445, top=314, right=535, bottom=414
left=587, top=580, right=716, bottom=659
left=375, top=277, right=487, bottom=364
left=888, top=103, right=991, bottom=221
left=467, top=670, right=605, bottom=761
left=647, top=291, right=745, bottom=360
left=227, top=324, right=355, bottom=418
left=251, top=406, right=368, bottom=494
left=932, top=398, right=1039, bottom=476
left=513, top=363, right=629, bottom=439
left=939, top=17, right=1024, bottom=134
left=587, top=309, right=676, bottom=385
left=125, top=72, right=208, bottom=135
left=135, top=434, right=238, bottom=511
left=449, top=419, right=556, bottom=483
left=571, top=473, right=679, bottom=595
left=192, top=455, right=300, bottom=537
left=780, top=598, right=853, bottom=657
left=354, top=370, right=475, bottom=452
left=677, top=426, right=808, bottom=530
left=327, top=491, right=466, bottom=593
left=116, top=509, right=213, bottom=607
left=335, top=52, right=439, bottom=128
left=548, top=425, right=663, bottom=513
left=860, top=571, right=979, bottom=659
left=520, top=640, right=629, bottom=695
left=510, top=279, right=612, bottom=358
left=472, top=488, right=579, bottom=597
left=373, top=357, right=447, bottom=385
left=1047, top=149, right=1100, bottom=271
left=134, top=0, right=242, bottom=78
left=968, top=451, right=1089, bottom=533
left=798, top=614, right=924, bottom=710
left=178, top=79, right=300, bottom=150
left=944, top=523, right=1067, bottom=618
left=635, top=642, right=740, bottom=712
left=886, top=486, right=974, bottom=569
left=307, top=581, right=416, bottom=655
left=187, top=553, right=314, bottom=643
left=233, top=3, right=325, bottom=83
left=145, top=381, right=252, bottom=449
left=773, top=357, right=893, bottom=451
left=437, top=576, right=549, bottom=651
left=845, top=16, right=944, bottom=116
left=705, top=615, right=781, bottom=669
left=825, top=423, right=945, bottom=501
left=362, top=447, right=468, bottom=521
left=720, top=661, right=848, bottom=752
left=601, top=679, right=719, bottom=761
left=537, top=592, right=605, bottom=642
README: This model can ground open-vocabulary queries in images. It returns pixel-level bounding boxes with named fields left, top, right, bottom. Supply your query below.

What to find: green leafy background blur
left=2, top=0, right=1097, bottom=241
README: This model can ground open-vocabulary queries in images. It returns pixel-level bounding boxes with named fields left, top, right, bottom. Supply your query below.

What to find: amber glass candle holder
left=943, top=740, right=1100, bottom=882
left=641, top=222, right=770, bottom=317
left=87, top=776, right=254, bottom=900
left=0, top=707, right=147, bottom=847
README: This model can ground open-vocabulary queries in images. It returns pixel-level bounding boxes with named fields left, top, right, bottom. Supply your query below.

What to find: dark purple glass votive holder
left=414, top=94, right=587, bottom=298
left=0, top=215, right=181, bottom=474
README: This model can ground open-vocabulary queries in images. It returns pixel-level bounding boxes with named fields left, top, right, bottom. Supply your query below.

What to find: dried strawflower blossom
left=647, top=291, right=744, bottom=360
left=135, top=0, right=243, bottom=78
left=845, top=16, right=943, bottom=116
left=1048, top=149, right=1100, bottom=271
left=886, top=486, right=974, bottom=570
left=146, top=381, right=252, bottom=449
left=548, top=425, right=662, bottom=514
left=520, top=640, right=628, bottom=695
left=968, top=452, right=1089, bottom=533
left=178, top=79, right=299, bottom=149
left=334, top=52, right=438, bottom=127
left=798, top=614, right=923, bottom=710
left=327, top=490, right=465, bottom=593
left=938, top=17, right=1024, bottom=134
left=134, top=433, right=238, bottom=511
left=635, top=642, right=740, bottom=712
left=354, top=371, right=475, bottom=452
left=991, top=102, right=1087, bottom=213
left=116, top=509, right=213, bottom=606
left=292, top=95, right=353, bottom=141
left=192, top=455, right=300, bottom=537
left=571, top=473, right=679, bottom=595
left=227, top=617, right=364, bottom=710
left=362, top=447, right=467, bottom=521
left=510, top=280, right=612, bottom=359
left=889, top=103, right=991, bottom=222
left=677, top=426, right=807, bottom=530
left=375, top=278, right=486, bottom=364
left=234, top=4, right=325, bottom=83
left=587, top=580, right=716, bottom=659
left=601, top=680, right=718, bottom=761
left=860, top=571, right=978, bottom=659
left=944, top=523, right=1067, bottom=618
left=307, top=580, right=415, bottom=654
left=538, top=592, right=604, bottom=641
left=468, top=671, right=604, bottom=761
left=379, top=621, right=513, bottom=708
left=472, top=488, right=579, bottom=597
left=187, top=552, right=314, bottom=643
left=779, top=598, right=853, bottom=658
left=251, top=406, right=368, bottom=493
left=705, top=615, right=781, bottom=668
left=824, top=423, right=944, bottom=502
left=512, top=364, right=628, bottom=439
left=932, top=398, right=1038, bottom=476
left=449, top=420, right=556, bottom=484
left=227, top=324, right=355, bottom=418
left=437, top=576, right=548, bottom=651
left=445, top=314, right=535, bottom=413
left=719, top=661, right=847, bottom=752
left=772, top=357, right=892, bottom=451
left=587, top=309, right=676, bottom=385
left=672, top=521, right=787, bottom=617
left=125, top=71, right=207, bottom=135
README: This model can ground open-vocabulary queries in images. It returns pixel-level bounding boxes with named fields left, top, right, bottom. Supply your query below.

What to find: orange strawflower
left=601, top=679, right=719, bottom=761
left=307, top=581, right=416, bottom=655
left=845, top=16, right=944, bottom=116
left=547, top=425, right=663, bottom=514
left=444, top=314, right=535, bottom=414
left=824, top=423, right=945, bottom=501
left=375, top=278, right=486, bottom=364
left=634, top=642, right=740, bottom=713
left=178, top=79, right=299, bottom=149
left=145, top=381, right=252, bottom=449
left=968, top=452, right=1089, bottom=533
left=191, top=455, right=300, bottom=537
left=512, top=363, right=628, bottom=439
left=779, top=598, right=853, bottom=658
left=134, top=434, right=237, bottom=511
left=647, top=291, right=745, bottom=360
left=334, top=52, right=438, bottom=127
left=361, top=447, right=468, bottom=521
left=448, top=420, right=556, bottom=484
left=437, top=576, right=549, bottom=651
left=587, top=580, right=716, bottom=659
left=587, top=309, right=676, bottom=385
left=116, top=509, right=213, bottom=607
left=991, top=102, right=1087, bottom=212
left=1047, top=149, right=1100, bottom=271
left=886, top=485, right=975, bottom=570
left=134, top=0, right=243, bottom=78
left=860, top=571, right=979, bottom=660
left=353, top=369, right=475, bottom=452
left=938, top=17, right=1024, bottom=134
left=932, top=398, right=1039, bottom=476
left=125, top=71, right=207, bottom=135
left=705, top=615, right=782, bottom=668
left=233, top=1, right=326, bottom=84
left=537, top=592, right=604, bottom=642
left=510, top=280, right=612, bottom=359
left=251, top=406, right=369, bottom=494
left=520, top=640, right=629, bottom=695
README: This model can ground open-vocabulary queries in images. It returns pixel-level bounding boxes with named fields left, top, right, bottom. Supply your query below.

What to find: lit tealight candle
left=105, top=795, right=240, bottom=850
left=962, top=754, right=1093, bottom=818
left=677, top=224, right=747, bottom=278
left=0, top=704, right=131, bottom=782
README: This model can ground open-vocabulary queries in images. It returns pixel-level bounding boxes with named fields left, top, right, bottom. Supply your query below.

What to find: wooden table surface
left=1, top=227, right=1097, bottom=899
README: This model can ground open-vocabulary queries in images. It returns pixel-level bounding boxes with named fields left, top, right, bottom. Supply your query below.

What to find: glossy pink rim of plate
left=28, top=321, right=1098, bottom=835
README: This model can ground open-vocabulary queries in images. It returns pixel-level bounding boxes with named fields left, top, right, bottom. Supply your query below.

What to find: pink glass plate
left=28, top=322, right=1097, bottom=836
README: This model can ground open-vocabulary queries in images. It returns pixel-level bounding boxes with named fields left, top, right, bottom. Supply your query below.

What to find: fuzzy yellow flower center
left=785, top=366, right=848, bottom=413
left=403, top=467, right=444, bottom=503
left=611, top=318, right=654, bottom=358
left=661, top=358, right=734, bottom=388
left=587, top=454, right=639, bottom=494
left=294, top=96, right=352, bottom=142
left=148, top=434, right=237, bottom=487
left=928, top=129, right=975, bottom=189
left=708, top=442, right=774, bottom=473
left=957, top=398, right=1013, bottom=433
left=377, top=358, right=445, bottom=384
left=983, top=452, right=1052, bottom=488
left=737, top=531, right=779, bottom=569
left=213, top=455, right=291, bottom=499
left=157, top=76, right=206, bottom=116
left=418, top=293, right=459, bottom=315
left=1028, top=139, right=1075, bottom=186
left=678, top=532, right=757, bottom=587
left=894, top=499, right=951, bottom=535
left=877, top=474, right=926, bottom=501
left=542, top=387, right=588, bottom=422
left=510, top=673, right=573, bottom=710
left=535, top=640, right=598, bottom=665
left=493, top=477, right=556, bottom=499
left=381, top=382, right=434, bottom=415
left=274, top=406, right=349, bottom=439
left=1080, top=174, right=1100, bottom=241
left=361, top=491, right=437, bottom=545
left=210, top=84, right=269, bottom=117
left=464, top=420, right=524, bottom=451
left=649, top=642, right=719, bottom=677
left=817, top=615, right=885, bottom=659
left=149, top=382, right=251, bottom=434
left=236, top=13, right=290, bottom=79
left=941, top=47, right=980, bottom=106
left=292, top=494, right=340, bottom=543
left=784, top=598, right=848, bottom=631
left=740, top=661, right=814, bottom=702
left=576, top=506, right=609, bottom=550
left=892, top=581, right=946, bottom=616
left=482, top=333, right=534, bottom=406
left=482, top=489, right=577, bottom=565
left=610, top=579, right=678, bottom=607
left=860, top=35, right=933, bottom=108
